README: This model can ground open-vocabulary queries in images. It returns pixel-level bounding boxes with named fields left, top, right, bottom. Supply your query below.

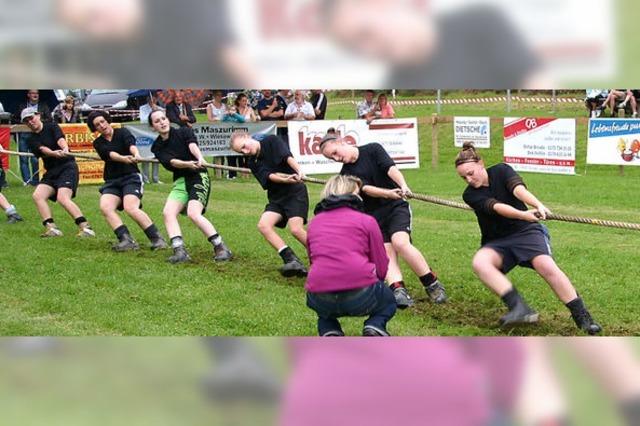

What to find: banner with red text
left=503, top=117, right=575, bottom=175
left=287, top=118, right=419, bottom=175
left=60, top=123, right=105, bottom=184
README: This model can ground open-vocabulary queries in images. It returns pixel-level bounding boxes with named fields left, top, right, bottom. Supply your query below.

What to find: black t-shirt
left=462, top=163, right=535, bottom=245
left=27, top=122, right=75, bottom=171
left=151, top=127, right=200, bottom=181
left=257, top=97, right=287, bottom=120
left=389, top=6, right=538, bottom=89
left=310, top=92, right=327, bottom=119
left=93, top=127, right=140, bottom=181
left=247, top=135, right=297, bottom=197
left=339, top=143, right=401, bottom=213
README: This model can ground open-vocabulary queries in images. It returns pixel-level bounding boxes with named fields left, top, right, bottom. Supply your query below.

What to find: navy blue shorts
left=483, top=224, right=552, bottom=274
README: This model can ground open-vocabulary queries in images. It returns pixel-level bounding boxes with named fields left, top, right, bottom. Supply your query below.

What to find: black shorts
left=265, top=183, right=309, bottom=228
left=371, top=201, right=412, bottom=243
left=100, top=173, right=144, bottom=211
left=483, top=224, right=552, bottom=274
left=0, top=168, right=5, bottom=192
left=40, top=163, right=79, bottom=202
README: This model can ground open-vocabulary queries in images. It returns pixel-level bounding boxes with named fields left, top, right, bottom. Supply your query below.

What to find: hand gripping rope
left=3, top=148, right=640, bottom=231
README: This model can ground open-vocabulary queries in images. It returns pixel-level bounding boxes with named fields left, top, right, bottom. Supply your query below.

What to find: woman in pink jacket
left=305, top=175, right=396, bottom=336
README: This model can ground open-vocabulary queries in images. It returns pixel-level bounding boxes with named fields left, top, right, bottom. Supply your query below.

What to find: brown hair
left=454, top=142, right=482, bottom=167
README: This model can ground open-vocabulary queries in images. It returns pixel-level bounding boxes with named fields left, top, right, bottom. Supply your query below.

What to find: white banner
left=288, top=118, right=420, bottom=175
left=454, top=117, right=490, bottom=148
left=587, top=119, right=640, bottom=165
left=126, top=122, right=277, bottom=157
left=503, top=117, right=575, bottom=175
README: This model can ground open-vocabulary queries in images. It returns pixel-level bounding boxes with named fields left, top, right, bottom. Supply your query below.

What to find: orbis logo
left=298, top=126, right=358, bottom=155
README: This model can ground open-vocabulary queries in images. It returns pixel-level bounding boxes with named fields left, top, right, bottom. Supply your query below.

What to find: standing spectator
left=206, top=90, right=228, bottom=179
left=53, top=95, right=82, bottom=124
left=356, top=90, right=377, bottom=120
left=278, top=90, right=294, bottom=106
left=585, top=89, right=608, bottom=118
left=305, top=175, right=396, bottom=336
left=138, top=93, right=163, bottom=184
left=227, top=93, right=258, bottom=179
left=257, top=90, right=287, bottom=121
left=284, top=90, right=316, bottom=121
left=166, top=90, right=196, bottom=128
left=310, top=90, right=328, bottom=120
left=374, top=93, right=395, bottom=119
left=236, top=93, right=259, bottom=122
left=206, top=90, right=228, bottom=122
left=14, top=90, right=52, bottom=186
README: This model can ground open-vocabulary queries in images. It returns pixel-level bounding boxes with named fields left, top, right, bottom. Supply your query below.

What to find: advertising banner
left=288, top=118, right=419, bottom=175
left=454, top=116, right=490, bottom=148
left=503, top=117, right=575, bottom=175
left=586, top=119, right=640, bottom=166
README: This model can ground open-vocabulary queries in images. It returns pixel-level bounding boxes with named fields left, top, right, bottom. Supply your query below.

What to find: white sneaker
left=77, top=224, right=96, bottom=238
left=41, top=225, right=63, bottom=238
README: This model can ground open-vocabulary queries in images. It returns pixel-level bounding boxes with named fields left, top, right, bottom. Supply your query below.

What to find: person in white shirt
left=138, top=94, right=163, bottom=183
left=356, top=90, right=377, bottom=120
left=284, top=91, right=315, bottom=121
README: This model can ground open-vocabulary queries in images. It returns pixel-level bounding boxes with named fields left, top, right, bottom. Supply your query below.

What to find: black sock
left=419, top=272, right=437, bottom=287
left=143, top=224, right=160, bottom=241
left=208, top=233, right=222, bottom=246
left=501, top=287, right=523, bottom=310
left=565, top=297, right=585, bottom=317
left=114, top=225, right=130, bottom=241
left=389, top=281, right=405, bottom=290
left=278, top=246, right=295, bottom=263
left=74, top=216, right=87, bottom=226
left=170, top=236, right=184, bottom=249
left=42, top=218, right=54, bottom=227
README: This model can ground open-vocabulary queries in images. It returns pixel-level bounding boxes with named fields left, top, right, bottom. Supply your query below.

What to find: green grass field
left=1, top=94, right=639, bottom=336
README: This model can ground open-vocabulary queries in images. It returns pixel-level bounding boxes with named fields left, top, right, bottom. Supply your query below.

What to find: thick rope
left=2, top=148, right=638, bottom=231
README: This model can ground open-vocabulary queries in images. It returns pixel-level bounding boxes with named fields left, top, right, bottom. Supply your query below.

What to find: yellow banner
left=53, top=123, right=122, bottom=185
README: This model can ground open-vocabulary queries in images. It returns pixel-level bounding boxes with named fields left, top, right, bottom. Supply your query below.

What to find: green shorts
left=168, top=172, right=211, bottom=213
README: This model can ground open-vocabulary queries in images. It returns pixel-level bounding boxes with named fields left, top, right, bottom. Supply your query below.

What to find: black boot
left=567, top=297, right=602, bottom=335
left=168, top=246, right=191, bottom=264
left=279, top=247, right=307, bottom=277
left=499, top=287, right=539, bottom=327
left=112, top=233, right=139, bottom=252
